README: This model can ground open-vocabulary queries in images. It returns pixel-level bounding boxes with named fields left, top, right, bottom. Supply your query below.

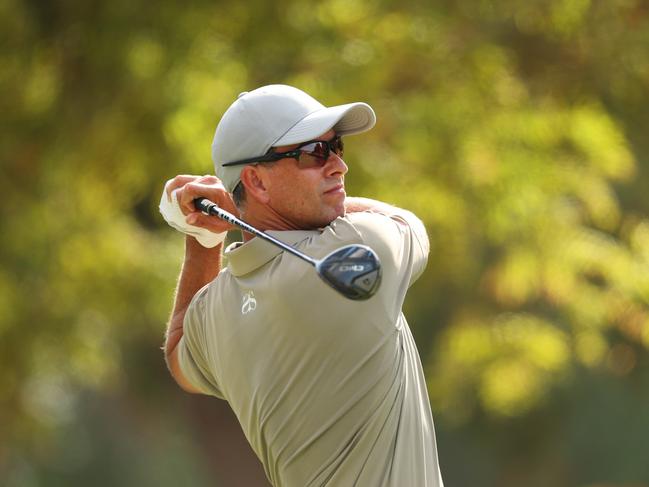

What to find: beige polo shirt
left=178, top=210, right=444, bottom=487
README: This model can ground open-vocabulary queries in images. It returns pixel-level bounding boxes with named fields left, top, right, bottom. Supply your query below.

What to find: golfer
left=162, top=85, right=444, bottom=486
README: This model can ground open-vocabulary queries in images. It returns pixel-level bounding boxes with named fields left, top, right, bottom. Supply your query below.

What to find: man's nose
left=325, top=152, right=348, bottom=176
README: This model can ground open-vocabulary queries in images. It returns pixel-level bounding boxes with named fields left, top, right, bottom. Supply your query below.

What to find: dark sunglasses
left=222, top=136, right=344, bottom=169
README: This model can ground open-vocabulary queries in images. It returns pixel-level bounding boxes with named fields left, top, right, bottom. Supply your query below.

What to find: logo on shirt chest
left=241, top=291, right=257, bottom=315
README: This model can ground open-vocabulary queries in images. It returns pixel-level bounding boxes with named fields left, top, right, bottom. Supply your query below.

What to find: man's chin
left=331, top=203, right=346, bottom=220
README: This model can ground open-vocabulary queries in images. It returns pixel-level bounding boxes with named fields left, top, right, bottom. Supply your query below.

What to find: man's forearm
left=164, top=236, right=222, bottom=357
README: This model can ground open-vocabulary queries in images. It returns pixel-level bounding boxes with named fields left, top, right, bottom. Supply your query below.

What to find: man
left=162, top=85, right=444, bottom=486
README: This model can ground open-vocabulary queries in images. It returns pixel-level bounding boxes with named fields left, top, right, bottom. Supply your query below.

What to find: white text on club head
left=339, top=264, right=365, bottom=272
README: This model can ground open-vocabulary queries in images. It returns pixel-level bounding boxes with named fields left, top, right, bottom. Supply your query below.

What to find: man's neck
left=239, top=204, right=303, bottom=242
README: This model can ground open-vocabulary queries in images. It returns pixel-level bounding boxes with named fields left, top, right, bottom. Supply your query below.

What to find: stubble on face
left=259, top=130, right=348, bottom=229
left=264, top=163, right=346, bottom=229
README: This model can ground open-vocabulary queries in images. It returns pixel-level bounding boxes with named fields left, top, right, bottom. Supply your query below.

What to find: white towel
left=159, top=187, right=227, bottom=248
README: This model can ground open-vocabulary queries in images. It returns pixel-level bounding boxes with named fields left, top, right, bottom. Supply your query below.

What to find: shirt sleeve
left=345, top=209, right=430, bottom=290
left=176, top=285, right=225, bottom=399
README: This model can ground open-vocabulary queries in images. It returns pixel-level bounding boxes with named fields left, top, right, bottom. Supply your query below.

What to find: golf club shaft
left=194, top=198, right=317, bottom=266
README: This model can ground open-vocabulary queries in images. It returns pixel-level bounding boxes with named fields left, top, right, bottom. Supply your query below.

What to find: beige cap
left=211, top=85, right=376, bottom=192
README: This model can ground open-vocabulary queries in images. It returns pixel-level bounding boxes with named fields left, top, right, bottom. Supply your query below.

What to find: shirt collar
left=225, top=230, right=320, bottom=276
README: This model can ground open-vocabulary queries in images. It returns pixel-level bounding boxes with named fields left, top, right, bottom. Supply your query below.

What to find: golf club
left=194, top=198, right=382, bottom=300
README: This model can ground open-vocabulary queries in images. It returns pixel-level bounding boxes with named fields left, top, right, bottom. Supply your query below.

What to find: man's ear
left=240, top=166, right=270, bottom=204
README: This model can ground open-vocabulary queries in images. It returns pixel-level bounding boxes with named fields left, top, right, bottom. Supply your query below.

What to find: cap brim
left=272, top=102, right=376, bottom=147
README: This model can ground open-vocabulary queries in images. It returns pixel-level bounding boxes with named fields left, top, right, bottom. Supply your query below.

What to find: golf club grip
left=192, top=198, right=317, bottom=266
left=194, top=197, right=221, bottom=217
left=193, top=198, right=245, bottom=229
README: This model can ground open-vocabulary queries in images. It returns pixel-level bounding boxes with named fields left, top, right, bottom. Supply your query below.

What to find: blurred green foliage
left=2, top=0, right=649, bottom=485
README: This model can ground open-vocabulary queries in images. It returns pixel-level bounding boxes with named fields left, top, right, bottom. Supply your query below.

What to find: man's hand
left=164, top=174, right=240, bottom=234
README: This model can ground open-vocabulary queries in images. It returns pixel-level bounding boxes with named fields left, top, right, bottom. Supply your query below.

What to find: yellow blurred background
left=2, top=0, right=649, bottom=485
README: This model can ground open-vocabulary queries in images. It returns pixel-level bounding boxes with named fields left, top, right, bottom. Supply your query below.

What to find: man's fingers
left=185, top=211, right=230, bottom=234
left=196, top=174, right=219, bottom=185
left=179, top=179, right=229, bottom=214
left=165, top=175, right=201, bottom=201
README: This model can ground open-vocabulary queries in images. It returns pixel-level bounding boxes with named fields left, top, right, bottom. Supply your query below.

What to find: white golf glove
left=159, top=186, right=227, bottom=248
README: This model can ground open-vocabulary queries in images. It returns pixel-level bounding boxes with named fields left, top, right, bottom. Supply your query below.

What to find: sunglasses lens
left=311, top=141, right=328, bottom=159
left=333, top=137, right=344, bottom=156
left=297, top=141, right=327, bottom=168
left=295, top=137, right=343, bottom=168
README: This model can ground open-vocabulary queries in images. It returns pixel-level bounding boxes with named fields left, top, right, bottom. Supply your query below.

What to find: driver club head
left=315, top=244, right=382, bottom=300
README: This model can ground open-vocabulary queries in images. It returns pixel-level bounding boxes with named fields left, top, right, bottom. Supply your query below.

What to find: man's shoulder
left=334, top=210, right=397, bottom=233
left=317, top=211, right=384, bottom=242
left=330, top=210, right=418, bottom=241
left=344, top=210, right=392, bottom=225
left=317, top=211, right=408, bottom=255
left=324, top=209, right=429, bottom=266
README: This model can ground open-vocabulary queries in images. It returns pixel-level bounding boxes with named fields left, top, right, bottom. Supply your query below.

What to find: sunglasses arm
left=222, top=149, right=302, bottom=167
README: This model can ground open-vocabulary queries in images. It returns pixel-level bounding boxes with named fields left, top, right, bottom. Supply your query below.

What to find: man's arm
left=344, top=196, right=430, bottom=287
left=161, top=174, right=238, bottom=393
left=164, top=236, right=222, bottom=393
